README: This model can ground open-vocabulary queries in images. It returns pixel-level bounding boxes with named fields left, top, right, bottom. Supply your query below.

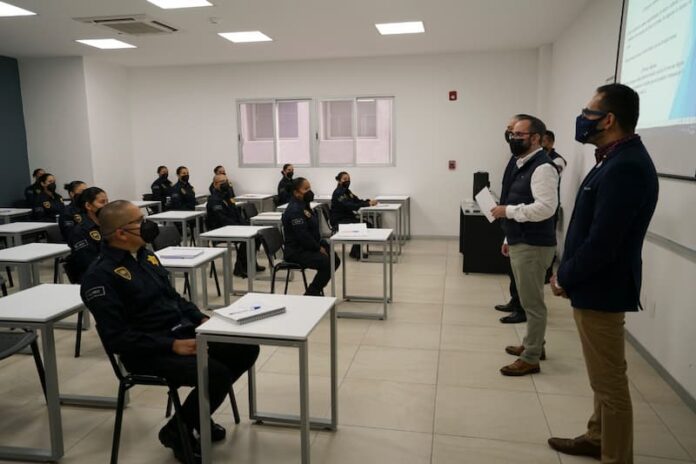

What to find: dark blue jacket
left=66, top=217, right=102, bottom=283
left=59, top=203, right=85, bottom=242
left=150, top=176, right=173, bottom=209
left=558, top=136, right=658, bottom=312
left=206, top=189, right=244, bottom=228
left=32, top=191, right=65, bottom=222
left=282, top=198, right=322, bottom=257
left=170, top=181, right=196, bottom=211
left=330, top=186, right=369, bottom=225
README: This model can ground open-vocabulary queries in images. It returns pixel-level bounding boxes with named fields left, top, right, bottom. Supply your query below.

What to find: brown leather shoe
left=505, top=345, right=546, bottom=360
left=500, top=359, right=540, bottom=376
left=548, top=435, right=601, bottom=459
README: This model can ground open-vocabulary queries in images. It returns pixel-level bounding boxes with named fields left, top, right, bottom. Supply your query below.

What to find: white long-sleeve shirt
left=505, top=148, right=559, bottom=223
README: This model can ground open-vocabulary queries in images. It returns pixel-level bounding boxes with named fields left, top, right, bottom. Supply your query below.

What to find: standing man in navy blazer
left=548, top=84, right=658, bottom=464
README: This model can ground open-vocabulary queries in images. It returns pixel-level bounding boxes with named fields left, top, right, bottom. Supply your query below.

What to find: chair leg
left=74, top=310, right=83, bottom=358
left=29, top=340, right=47, bottom=401
left=229, top=389, right=240, bottom=425
left=110, top=383, right=128, bottom=464
left=5, top=267, right=13, bottom=288
left=211, top=262, right=221, bottom=297
left=166, top=396, right=172, bottom=418
left=1, top=282, right=7, bottom=296
left=183, top=273, right=190, bottom=298
left=300, top=269, right=309, bottom=292
left=284, top=269, right=291, bottom=295
left=169, top=388, right=195, bottom=464
left=270, top=268, right=276, bottom=294
left=53, top=258, right=60, bottom=283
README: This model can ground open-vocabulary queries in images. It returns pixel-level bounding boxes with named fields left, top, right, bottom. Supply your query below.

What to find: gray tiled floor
left=1, top=238, right=694, bottom=463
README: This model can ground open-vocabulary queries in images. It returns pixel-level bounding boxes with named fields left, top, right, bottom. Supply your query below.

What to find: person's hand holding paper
left=474, top=187, right=498, bottom=223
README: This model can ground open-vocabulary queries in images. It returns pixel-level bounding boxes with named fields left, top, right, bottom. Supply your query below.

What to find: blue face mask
left=575, top=113, right=607, bottom=144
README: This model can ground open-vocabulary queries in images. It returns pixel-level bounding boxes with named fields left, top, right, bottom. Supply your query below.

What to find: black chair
left=1, top=275, right=7, bottom=296
left=1, top=237, right=14, bottom=288
left=62, top=256, right=86, bottom=358
left=239, top=203, right=258, bottom=222
left=316, top=203, right=333, bottom=238
left=0, top=329, right=47, bottom=401
left=258, top=227, right=308, bottom=294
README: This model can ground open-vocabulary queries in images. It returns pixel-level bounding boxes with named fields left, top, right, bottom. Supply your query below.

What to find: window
left=238, top=99, right=310, bottom=166
left=318, top=97, right=393, bottom=166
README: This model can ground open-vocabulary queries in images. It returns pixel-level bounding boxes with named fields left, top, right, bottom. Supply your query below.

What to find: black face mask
left=219, top=183, right=230, bottom=193
left=181, top=175, right=190, bottom=183
left=303, top=190, right=315, bottom=203
left=342, top=181, right=351, bottom=189
left=286, top=171, right=294, bottom=179
left=122, top=220, right=159, bottom=243
left=160, top=173, right=168, bottom=180
left=73, top=192, right=82, bottom=205
left=47, top=183, right=57, bottom=193
left=509, top=138, right=530, bottom=157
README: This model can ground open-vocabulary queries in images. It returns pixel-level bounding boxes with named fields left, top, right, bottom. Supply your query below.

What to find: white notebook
left=158, top=248, right=205, bottom=259
left=214, top=304, right=286, bottom=325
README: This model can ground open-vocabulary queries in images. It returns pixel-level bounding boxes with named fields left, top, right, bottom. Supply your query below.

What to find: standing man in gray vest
left=491, top=115, right=558, bottom=376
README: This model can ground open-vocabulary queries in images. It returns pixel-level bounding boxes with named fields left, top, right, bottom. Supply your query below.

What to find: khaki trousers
left=508, top=243, right=555, bottom=364
left=574, top=308, right=633, bottom=464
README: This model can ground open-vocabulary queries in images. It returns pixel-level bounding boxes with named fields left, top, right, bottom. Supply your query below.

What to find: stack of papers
left=158, top=248, right=205, bottom=259
left=338, top=223, right=368, bottom=236
left=214, top=304, right=286, bottom=325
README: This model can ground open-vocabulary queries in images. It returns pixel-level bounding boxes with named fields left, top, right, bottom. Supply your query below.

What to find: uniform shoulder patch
left=114, top=266, right=132, bottom=281
left=304, top=210, right=312, bottom=218
left=74, top=214, right=82, bottom=223
left=146, top=255, right=160, bottom=266
left=74, top=239, right=88, bottom=250
left=89, top=230, right=102, bottom=241
left=83, top=286, right=106, bottom=302
left=291, top=217, right=305, bottom=226
left=43, top=201, right=50, bottom=209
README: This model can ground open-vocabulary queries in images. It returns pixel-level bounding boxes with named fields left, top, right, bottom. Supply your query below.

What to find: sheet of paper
left=474, top=187, right=498, bottom=223
left=338, top=223, right=368, bottom=236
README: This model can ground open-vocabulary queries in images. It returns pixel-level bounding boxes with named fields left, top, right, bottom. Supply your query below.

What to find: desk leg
left=248, top=364, right=258, bottom=420
left=196, top=335, right=212, bottom=464
left=247, top=237, right=255, bottom=293
left=389, top=237, right=394, bottom=302
left=194, top=217, right=201, bottom=246
left=42, top=324, right=64, bottom=460
left=382, top=240, right=388, bottom=320
left=190, top=268, right=199, bottom=307
left=226, top=242, right=235, bottom=295
left=201, top=264, right=209, bottom=310
left=330, top=304, right=338, bottom=428
left=18, top=263, right=32, bottom=290
left=223, top=249, right=231, bottom=306
left=330, top=242, right=336, bottom=297
left=341, top=244, right=346, bottom=300
left=31, top=263, right=40, bottom=287
left=298, top=341, right=310, bottom=464
left=181, top=220, right=188, bottom=247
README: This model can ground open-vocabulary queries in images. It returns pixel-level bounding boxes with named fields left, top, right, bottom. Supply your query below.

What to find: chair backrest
left=240, top=202, right=258, bottom=222
left=316, top=203, right=333, bottom=237
left=257, top=227, right=283, bottom=267
left=0, top=330, right=37, bottom=361
left=142, top=193, right=156, bottom=201
left=45, top=224, right=66, bottom=244
left=152, top=225, right=181, bottom=251
left=12, top=199, right=29, bottom=209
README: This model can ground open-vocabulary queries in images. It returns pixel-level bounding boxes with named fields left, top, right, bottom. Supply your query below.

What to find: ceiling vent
left=75, top=15, right=178, bottom=35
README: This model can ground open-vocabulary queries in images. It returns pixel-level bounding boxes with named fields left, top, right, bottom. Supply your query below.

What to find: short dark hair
left=64, top=180, right=86, bottom=194
left=289, top=177, right=308, bottom=194
left=516, top=115, right=546, bottom=139
left=513, top=113, right=534, bottom=120
left=32, top=168, right=44, bottom=178
left=282, top=164, right=293, bottom=171
left=76, top=186, right=105, bottom=212
left=595, top=83, right=640, bottom=132
left=214, top=165, right=224, bottom=174
left=335, top=171, right=349, bottom=182
left=176, top=166, right=187, bottom=175
left=37, top=173, right=53, bottom=185
left=157, top=165, right=167, bottom=174
left=544, top=130, right=555, bottom=141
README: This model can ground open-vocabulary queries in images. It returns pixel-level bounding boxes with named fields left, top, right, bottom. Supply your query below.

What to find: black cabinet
left=459, top=205, right=510, bottom=274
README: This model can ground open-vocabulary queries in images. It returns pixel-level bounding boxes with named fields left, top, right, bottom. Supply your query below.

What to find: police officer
left=207, top=174, right=264, bottom=278
left=330, top=171, right=376, bottom=259
left=282, top=177, right=340, bottom=296
left=59, top=180, right=86, bottom=241
left=80, top=200, right=259, bottom=463
left=151, top=165, right=173, bottom=210
left=24, top=168, right=45, bottom=206
left=276, top=163, right=294, bottom=206
left=208, top=165, right=236, bottom=197
left=66, top=187, right=108, bottom=283
left=171, top=166, right=196, bottom=211
left=32, top=173, right=66, bottom=222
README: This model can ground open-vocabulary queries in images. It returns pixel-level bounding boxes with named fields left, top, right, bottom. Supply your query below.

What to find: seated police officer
left=207, top=174, right=264, bottom=278
left=32, top=173, right=66, bottom=222
left=276, top=163, right=294, bottom=206
left=330, top=171, right=377, bottom=259
left=208, top=165, right=236, bottom=197
left=24, top=168, right=45, bottom=206
left=282, top=177, right=340, bottom=296
left=171, top=166, right=196, bottom=211
left=59, top=180, right=87, bottom=242
left=80, top=200, right=259, bottom=463
left=151, top=165, right=173, bottom=210
left=66, top=187, right=108, bottom=283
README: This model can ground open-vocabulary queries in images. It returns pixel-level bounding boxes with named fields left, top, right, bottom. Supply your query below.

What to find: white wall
left=547, top=0, right=696, bottom=399
left=83, top=58, right=135, bottom=200
left=19, top=57, right=94, bottom=194
left=128, top=51, right=539, bottom=236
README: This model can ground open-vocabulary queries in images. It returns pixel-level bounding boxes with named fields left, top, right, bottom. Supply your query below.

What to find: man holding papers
left=490, top=115, right=558, bottom=376
left=81, top=201, right=259, bottom=463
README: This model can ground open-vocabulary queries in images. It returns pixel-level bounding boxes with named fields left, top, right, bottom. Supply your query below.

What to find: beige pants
left=574, top=308, right=633, bottom=464
left=508, top=243, right=555, bottom=364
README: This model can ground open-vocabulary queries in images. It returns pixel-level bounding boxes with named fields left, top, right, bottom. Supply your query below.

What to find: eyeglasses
left=509, top=131, right=537, bottom=139
left=581, top=108, right=608, bottom=117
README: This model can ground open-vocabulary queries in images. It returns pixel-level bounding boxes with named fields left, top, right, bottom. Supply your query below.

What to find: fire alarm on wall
left=449, top=160, right=456, bottom=170
left=449, top=90, right=457, bottom=101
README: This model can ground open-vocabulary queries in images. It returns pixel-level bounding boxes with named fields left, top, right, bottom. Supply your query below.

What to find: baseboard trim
left=625, top=329, right=696, bottom=412
left=409, top=235, right=458, bottom=240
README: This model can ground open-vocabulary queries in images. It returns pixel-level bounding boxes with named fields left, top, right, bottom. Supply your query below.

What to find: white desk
left=250, top=212, right=283, bottom=229
left=0, top=221, right=58, bottom=247
left=131, top=200, right=162, bottom=214
left=234, top=193, right=274, bottom=213
left=329, top=229, right=394, bottom=320
left=0, top=284, right=116, bottom=462
left=359, top=203, right=403, bottom=257
left=276, top=201, right=320, bottom=212
left=0, top=208, right=32, bottom=224
left=155, top=246, right=230, bottom=309
left=314, top=194, right=332, bottom=204
left=196, top=200, right=246, bottom=212
left=196, top=293, right=337, bottom=464
left=200, top=226, right=268, bottom=294
left=375, top=195, right=411, bottom=240
left=147, top=210, right=206, bottom=246
left=195, top=193, right=209, bottom=205
left=0, top=243, right=70, bottom=290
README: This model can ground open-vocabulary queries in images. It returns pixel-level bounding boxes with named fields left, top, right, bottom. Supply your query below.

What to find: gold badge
left=74, top=214, right=83, bottom=223
left=89, top=230, right=101, bottom=241
left=146, top=255, right=160, bottom=266
left=43, top=201, right=50, bottom=209
left=304, top=210, right=312, bottom=218
left=181, top=188, right=186, bottom=194
left=114, top=266, right=132, bottom=281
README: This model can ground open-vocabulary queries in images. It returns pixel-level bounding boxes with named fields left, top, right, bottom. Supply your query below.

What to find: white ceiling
left=0, top=0, right=592, bottom=67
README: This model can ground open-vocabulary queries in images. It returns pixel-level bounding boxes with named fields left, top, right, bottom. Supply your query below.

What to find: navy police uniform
left=170, top=181, right=196, bottom=211
left=282, top=197, right=340, bottom=296
left=209, top=181, right=236, bottom=198
left=330, top=186, right=371, bottom=258
left=206, top=189, right=256, bottom=274
left=151, top=176, right=173, bottom=210
left=32, top=192, right=65, bottom=222
left=66, top=217, right=102, bottom=283
left=80, top=245, right=259, bottom=432
left=59, top=203, right=84, bottom=242
left=276, top=175, right=292, bottom=206
left=24, top=183, right=42, bottom=206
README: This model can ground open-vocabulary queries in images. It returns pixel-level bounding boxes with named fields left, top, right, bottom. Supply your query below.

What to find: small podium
left=459, top=201, right=510, bottom=274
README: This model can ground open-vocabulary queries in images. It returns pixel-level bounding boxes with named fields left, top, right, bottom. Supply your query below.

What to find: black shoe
left=233, top=265, right=248, bottom=279
left=494, top=300, right=520, bottom=312
left=159, top=421, right=201, bottom=464
left=500, top=310, right=527, bottom=324
left=195, top=421, right=226, bottom=443
left=255, top=262, right=266, bottom=272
